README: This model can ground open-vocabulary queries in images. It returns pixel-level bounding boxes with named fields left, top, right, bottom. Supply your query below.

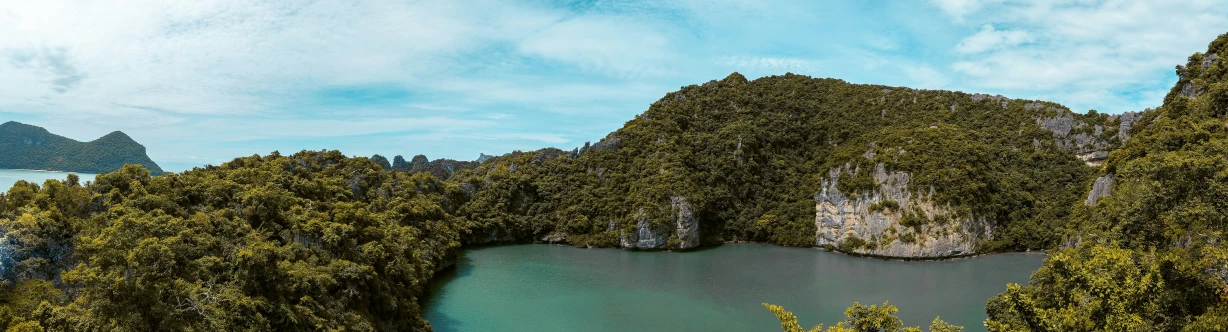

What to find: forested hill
left=983, top=33, right=1228, bottom=330
left=452, top=71, right=1133, bottom=255
left=0, top=121, right=164, bottom=174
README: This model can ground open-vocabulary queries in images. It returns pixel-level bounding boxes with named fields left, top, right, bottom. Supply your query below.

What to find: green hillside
left=0, top=121, right=164, bottom=175
left=984, top=33, right=1228, bottom=331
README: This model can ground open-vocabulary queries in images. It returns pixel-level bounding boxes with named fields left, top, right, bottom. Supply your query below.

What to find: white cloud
left=517, top=16, right=678, bottom=79
left=944, top=0, right=1228, bottom=113
left=714, top=56, right=822, bottom=75
left=929, top=0, right=999, bottom=21
left=955, top=24, right=1033, bottom=54
left=0, top=0, right=691, bottom=161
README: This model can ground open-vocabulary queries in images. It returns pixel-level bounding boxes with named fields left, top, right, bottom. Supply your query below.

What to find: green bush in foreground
left=763, top=302, right=962, bottom=332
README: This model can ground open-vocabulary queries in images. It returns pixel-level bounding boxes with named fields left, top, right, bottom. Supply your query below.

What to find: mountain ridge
left=0, top=121, right=164, bottom=174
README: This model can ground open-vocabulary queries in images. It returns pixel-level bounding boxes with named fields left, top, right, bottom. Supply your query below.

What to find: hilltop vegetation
left=983, top=33, right=1228, bottom=331
left=0, top=152, right=464, bottom=330
left=0, top=122, right=164, bottom=175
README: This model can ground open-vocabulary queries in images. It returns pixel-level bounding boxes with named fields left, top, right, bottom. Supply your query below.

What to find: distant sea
left=0, top=169, right=97, bottom=191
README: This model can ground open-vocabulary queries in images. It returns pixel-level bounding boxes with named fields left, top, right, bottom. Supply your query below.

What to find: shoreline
left=0, top=168, right=91, bottom=174
left=464, top=240, right=1049, bottom=262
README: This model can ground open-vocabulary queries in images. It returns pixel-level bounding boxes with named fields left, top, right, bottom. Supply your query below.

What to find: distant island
left=0, top=121, right=163, bottom=175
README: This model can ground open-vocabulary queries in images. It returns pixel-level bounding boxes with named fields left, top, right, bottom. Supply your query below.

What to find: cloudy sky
left=2, top=0, right=1226, bottom=172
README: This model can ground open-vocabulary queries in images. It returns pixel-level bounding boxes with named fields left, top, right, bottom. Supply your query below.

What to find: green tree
left=763, top=302, right=962, bottom=332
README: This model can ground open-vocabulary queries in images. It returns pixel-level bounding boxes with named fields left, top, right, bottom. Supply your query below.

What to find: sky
left=2, top=0, right=1227, bottom=172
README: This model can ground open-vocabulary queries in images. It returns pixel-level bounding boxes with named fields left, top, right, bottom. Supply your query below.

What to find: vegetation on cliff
left=448, top=71, right=1111, bottom=252
left=983, top=33, right=1228, bottom=331
left=0, top=121, right=164, bottom=175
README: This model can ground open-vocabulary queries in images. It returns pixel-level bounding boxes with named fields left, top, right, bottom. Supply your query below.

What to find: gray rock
left=619, top=197, right=701, bottom=250
left=1181, top=82, right=1199, bottom=98
left=592, top=133, right=621, bottom=151
left=1203, top=53, right=1219, bottom=70
left=672, top=197, right=700, bottom=249
left=620, top=210, right=668, bottom=249
left=1117, top=111, right=1139, bottom=141
left=542, top=234, right=567, bottom=244
left=1085, top=174, right=1114, bottom=206
left=814, top=164, right=989, bottom=258
left=1037, top=112, right=1074, bottom=137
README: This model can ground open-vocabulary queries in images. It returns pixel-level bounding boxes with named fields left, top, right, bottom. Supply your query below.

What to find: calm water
left=0, top=169, right=95, bottom=192
left=424, top=244, right=1044, bottom=332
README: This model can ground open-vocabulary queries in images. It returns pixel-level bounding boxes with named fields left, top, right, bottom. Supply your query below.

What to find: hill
left=452, top=72, right=1132, bottom=257
left=0, top=121, right=164, bottom=174
left=983, top=33, right=1228, bottom=330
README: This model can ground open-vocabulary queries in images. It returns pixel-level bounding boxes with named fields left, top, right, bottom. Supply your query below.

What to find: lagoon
left=424, top=244, right=1044, bottom=332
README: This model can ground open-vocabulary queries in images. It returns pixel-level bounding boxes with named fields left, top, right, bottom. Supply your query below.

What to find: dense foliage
left=449, top=73, right=1105, bottom=251
left=0, top=151, right=465, bottom=330
left=763, top=302, right=962, bottom=332
left=0, top=121, right=164, bottom=175
left=984, top=33, right=1228, bottom=331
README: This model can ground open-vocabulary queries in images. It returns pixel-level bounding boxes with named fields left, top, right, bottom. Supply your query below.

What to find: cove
left=424, top=244, right=1044, bottom=332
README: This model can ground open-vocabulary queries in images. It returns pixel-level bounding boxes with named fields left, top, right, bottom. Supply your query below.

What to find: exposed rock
left=1037, top=108, right=1138, bottom=164
left=476, top=153, right=495, bottom=163
left=815, top=164, right=991, bottom=258
left=1037, top=112, right=1074, bottom=137
left=1203, top=53, right=1219, bottom=70
left=619, top=197, right=701, bottom=250
left=1085, top=174, right=1114, bottom=206
left=541, top=234, right=567, bottom=244
left=1115, top=111, right=1139, bottom=141
left=1077, top=151, right=1110, bottom=167
left=1181, top=82, right=1199, bottom=98
left=620, top=209, right=670, bottom=249
left=672, top=197, right=700, bottom=249
left=592, top=133, right=621, bottom=151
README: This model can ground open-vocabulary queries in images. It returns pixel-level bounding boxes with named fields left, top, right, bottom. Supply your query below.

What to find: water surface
left=0, top=169, right=94, bottom=192
left=425, top=244, right=1044, bottom=332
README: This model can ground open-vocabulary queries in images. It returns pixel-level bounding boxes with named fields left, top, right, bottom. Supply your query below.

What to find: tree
left=763, top=302, right=962, bottom=332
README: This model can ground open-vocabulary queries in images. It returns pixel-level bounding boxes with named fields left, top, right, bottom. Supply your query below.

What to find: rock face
left=1085, top=174, right=1114, bottom=206
left=1034, top=108, right=1139, bottom=166
left=815, top=164, right=991, bottom=258
left=620, top=196, right=700, bottom=250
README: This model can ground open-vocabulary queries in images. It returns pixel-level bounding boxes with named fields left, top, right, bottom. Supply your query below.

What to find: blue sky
left=2, top=0, right=1227, bottom=172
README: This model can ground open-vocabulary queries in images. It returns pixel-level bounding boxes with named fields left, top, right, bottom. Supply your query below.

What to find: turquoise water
left=424, top=244, right=1044, bottom=332
left=0, top=169, right=95, bottom=192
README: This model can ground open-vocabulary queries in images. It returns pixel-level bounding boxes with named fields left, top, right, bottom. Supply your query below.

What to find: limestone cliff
left=620, top=196, right=700, bottom=250
left=1031, top=103, right=1138, bottom=167
left=815, top=164, right=992, bottom=258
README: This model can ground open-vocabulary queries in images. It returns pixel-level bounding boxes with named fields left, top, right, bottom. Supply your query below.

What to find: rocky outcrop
left=815, top=164, right=991, bottom=258
left=619, top=196, right=700, bottom=250
left=1085, top=174, right=1114, bottom=206
left=672, top=197, right=700, bottom=248
left=1034, top=108, right=1139, bottom=166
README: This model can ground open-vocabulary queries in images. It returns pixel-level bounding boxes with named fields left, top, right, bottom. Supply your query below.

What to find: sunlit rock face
left=815, top=163, right=992, bottom=258
left=1031, top=104, right=1139, bottom=167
